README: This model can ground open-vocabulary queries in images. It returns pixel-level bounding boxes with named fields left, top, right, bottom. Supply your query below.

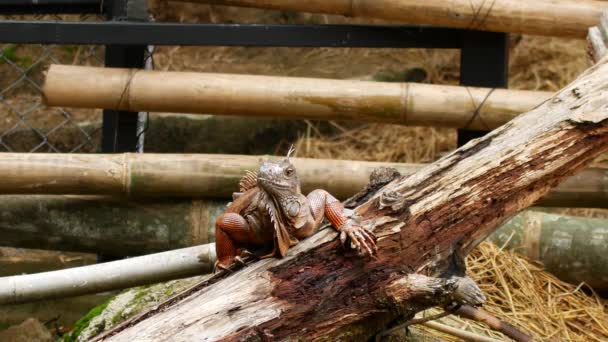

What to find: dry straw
left=407, top=243, right=608, bottom=341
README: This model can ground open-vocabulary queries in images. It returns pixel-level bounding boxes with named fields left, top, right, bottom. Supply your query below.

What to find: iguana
left=215, top=147, right=377, bottom=270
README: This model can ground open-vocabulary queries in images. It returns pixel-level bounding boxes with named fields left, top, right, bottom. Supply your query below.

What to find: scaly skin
left=215, top=151, right=377, bottom=270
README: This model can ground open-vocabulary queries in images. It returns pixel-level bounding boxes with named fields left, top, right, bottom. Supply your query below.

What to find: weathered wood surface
left=0, top=154, right=605, bottom=206
left=172, top=0, right=607, bottom=38
left=98, top=56, right=608, bottom=341
left=44, top=65, right=550, bottom=130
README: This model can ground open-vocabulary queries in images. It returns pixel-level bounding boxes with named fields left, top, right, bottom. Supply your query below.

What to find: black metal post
left=458, top=30, right=509, bottom=146
left=99, top=0, right=147, bottom=261
left=0, top=0, right=101, bottom=14
left=101, top=0, right=147, bottom=153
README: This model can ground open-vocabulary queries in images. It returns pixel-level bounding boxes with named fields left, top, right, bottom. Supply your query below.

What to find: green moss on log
left=59, top=298, right=113, bottom=342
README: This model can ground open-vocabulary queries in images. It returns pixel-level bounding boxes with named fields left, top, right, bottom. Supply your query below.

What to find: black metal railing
left=0, top=0, right=508, bottom=153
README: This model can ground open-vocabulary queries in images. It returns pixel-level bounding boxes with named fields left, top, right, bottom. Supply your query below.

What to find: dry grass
left=468, top=243, right=607, bottom=341
left=292, top=123, right=456, bottom=164
left=411, top=242, right=608, bottom=341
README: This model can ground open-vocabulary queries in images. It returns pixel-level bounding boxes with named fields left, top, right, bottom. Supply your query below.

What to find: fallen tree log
left=0, top=244, right=215, bottom=305
left=43, top=65, right=550, bottom=130
left=97, top=54, right=608, bottom=341
left=169, top=0, right=607, bottom=38
left=491, top=211, right=608, bottom=292
left=0, top=154, right=605, bottom=206
left=0, top=196, right=220, bottom=256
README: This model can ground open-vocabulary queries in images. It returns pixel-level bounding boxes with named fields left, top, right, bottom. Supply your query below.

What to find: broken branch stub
left=99, top=57, right=608, bottom=341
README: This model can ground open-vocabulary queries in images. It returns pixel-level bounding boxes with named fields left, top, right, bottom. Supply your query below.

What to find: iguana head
left=257, top=146, right=301, bottom=196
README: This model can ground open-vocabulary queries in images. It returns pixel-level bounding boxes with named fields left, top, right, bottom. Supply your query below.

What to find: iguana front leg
left=306, top=189, right=377, bottom=256
left=215, top=213, right=263, bottom=270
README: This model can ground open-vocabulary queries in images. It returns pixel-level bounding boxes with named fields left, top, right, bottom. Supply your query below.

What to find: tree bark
left=97, top=58, right=608, bottom=341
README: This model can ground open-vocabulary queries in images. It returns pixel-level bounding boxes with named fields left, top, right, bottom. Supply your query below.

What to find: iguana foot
left=238, top=249, right=260, bottom=260
left=339, top=220, right=378, bottom=257
left=213, top=261, right=234, bottom=274
left=234, top=256, right=247, bottom=266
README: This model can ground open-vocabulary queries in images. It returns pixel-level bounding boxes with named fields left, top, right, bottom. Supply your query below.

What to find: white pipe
left=0, top=243, right=216, bottom=305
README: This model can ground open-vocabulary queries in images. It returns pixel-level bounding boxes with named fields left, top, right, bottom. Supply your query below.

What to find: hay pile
left=401, top=242, right=608, bottom=341
left=465, top=243, right=607, bottom=340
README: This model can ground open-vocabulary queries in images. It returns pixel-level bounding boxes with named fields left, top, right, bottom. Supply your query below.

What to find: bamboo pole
left=0, top=153, right=605, bottom=207
left=43, top=65, right=550, bottom=130
left=170, top=0, right=607, bottom=38
left=0, top=244, right=216, bottom=305
left=0, top=153, right=420, bottom=199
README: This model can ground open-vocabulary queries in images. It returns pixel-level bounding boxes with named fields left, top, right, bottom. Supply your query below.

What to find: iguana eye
left=284, top=168, right=294, bottom=177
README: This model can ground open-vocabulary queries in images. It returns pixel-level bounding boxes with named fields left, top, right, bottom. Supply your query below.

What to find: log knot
left=382, top=274, right=485, bottom=316
left=379, top=190, right=410, bottom=214
left=452, top=276, right=486, bottom=306
left=344, top=167, right=401, bottom=208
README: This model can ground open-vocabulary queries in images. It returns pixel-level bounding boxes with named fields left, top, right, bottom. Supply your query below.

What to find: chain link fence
left=0, top=15, right=109, bottom=153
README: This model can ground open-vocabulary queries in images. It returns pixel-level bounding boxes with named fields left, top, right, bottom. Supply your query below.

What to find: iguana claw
left=213, top=261, right=234, bottom=274
left=339, top=220, right=377, bottom=257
